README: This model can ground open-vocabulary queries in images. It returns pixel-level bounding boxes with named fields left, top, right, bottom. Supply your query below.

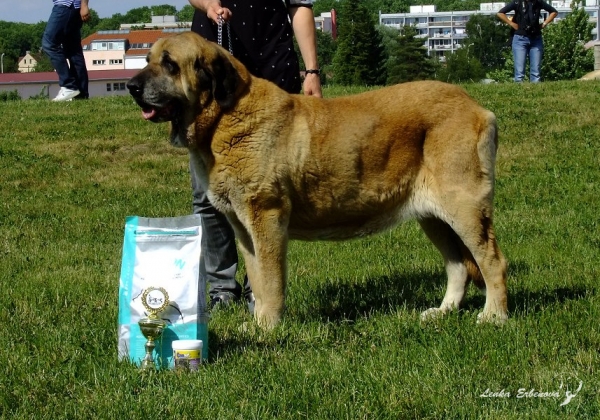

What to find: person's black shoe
left=209, top=292, right=239, bottom=310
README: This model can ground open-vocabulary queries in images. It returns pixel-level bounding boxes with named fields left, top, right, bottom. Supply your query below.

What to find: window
left=91, top=41, right=125, bottom=51
left=109, top=59, right=123, bottom=65
left=93, top=59, right=106, bottom=65
left=91, top=42, right=107, bottom=51
left=107, top=42, right=125, bottom=51
left=107, top=82, right=129, bottom=92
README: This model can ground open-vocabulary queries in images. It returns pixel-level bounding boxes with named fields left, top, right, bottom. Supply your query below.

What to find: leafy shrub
left=0, top=90, right=21, bottom=101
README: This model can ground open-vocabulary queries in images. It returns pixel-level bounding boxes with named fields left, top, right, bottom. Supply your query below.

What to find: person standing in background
left=497, top=0, right=558, bottom=82
left=187, top=0, right=322, bottom=311
left=42, top=0, right=91, bottom=101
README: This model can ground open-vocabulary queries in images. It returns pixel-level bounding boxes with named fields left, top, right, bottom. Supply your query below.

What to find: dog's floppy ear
left=203, top=53, right=239, bottom=110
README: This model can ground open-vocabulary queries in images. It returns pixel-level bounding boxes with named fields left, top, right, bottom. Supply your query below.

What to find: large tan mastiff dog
left=128, top=32, right=508, bottom=328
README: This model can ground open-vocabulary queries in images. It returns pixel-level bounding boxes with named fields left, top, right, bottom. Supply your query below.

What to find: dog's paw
left=420, top=307, right=447, bottom=323
left=476, top=311, right=508, bottom=325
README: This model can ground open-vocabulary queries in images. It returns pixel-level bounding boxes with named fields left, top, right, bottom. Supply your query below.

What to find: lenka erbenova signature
left=480, top=380, right=583, bottom=406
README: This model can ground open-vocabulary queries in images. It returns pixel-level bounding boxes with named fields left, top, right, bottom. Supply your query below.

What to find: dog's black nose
left=127, top=77, right=143, bottom=97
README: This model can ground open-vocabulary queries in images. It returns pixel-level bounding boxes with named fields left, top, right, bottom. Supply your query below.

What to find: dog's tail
left=477, top=110, right=499, bottom=189
left=466, top=110, right=499, bottom=292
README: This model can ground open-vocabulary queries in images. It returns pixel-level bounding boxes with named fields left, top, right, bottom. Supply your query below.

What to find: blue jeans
left=189, top=153, right=246, bottom=298
left=512, top=34, right=543, bottom=83
left=42, top=4, right=88, bottom=96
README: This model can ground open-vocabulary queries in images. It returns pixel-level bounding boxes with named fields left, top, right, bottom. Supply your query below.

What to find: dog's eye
left=162, top=56, right=180, bottom=75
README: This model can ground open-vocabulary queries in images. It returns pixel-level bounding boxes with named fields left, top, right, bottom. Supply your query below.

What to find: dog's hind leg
left=452, top=211, right=508, bottom=324
left=420, top=112, right=507, bottom=324
left=232, top=207, right=290, bottom=329
left=430, top=178, right=507, bottom=322
left=418, top=217, right=470, bottom=321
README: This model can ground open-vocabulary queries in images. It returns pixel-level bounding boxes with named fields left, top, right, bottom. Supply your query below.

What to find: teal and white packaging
left=118, top=215, right=209, bottom=367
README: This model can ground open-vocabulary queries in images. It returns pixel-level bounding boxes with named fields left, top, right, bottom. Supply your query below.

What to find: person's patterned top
left=191, top=0, right=314, bottom=94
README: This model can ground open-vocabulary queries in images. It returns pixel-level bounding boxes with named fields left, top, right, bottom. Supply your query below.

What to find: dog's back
left=282, top=81, right=498, bottom=242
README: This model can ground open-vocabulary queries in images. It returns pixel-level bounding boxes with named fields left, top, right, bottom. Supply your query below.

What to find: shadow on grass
left=310, top=276, right=591, bottom=323
left=301, top=271, right=444, bottom=323
left=300, top=259, right=594, bottom=323
left=463, top=258, right=592, bottom=315
left=206, top=260, right=593, bottom=361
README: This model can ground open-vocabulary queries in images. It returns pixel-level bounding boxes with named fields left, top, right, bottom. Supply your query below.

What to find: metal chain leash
left=217, top=14, right=233, bottom=55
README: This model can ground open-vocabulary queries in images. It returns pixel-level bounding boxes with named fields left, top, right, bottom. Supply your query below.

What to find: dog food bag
left=117, top=215, right=209, bottom=367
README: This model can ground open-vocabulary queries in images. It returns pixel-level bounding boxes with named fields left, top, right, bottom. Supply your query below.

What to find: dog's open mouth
left=139, top=103, right=175, bottom=122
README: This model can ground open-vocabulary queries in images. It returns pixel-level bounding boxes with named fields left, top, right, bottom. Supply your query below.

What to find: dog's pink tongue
left=142, top=108, right=156, bottom=120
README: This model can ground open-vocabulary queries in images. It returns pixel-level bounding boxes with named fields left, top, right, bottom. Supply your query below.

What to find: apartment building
left=379, top=1, right=600, bottom=60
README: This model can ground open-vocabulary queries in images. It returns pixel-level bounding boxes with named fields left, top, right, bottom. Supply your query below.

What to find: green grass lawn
left=0, top=80, right=598, bottom=419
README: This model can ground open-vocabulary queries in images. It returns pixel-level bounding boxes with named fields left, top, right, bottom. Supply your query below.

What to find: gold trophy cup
left=138, top=287, right=170, bottom=370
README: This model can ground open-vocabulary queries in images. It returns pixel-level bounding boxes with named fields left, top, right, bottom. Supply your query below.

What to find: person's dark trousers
left=42, top=4, right=89, bottom=96
left=189, top=153, right=244, bottom=299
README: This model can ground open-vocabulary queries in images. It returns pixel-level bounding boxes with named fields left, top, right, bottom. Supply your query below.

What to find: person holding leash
left=187, top=0, right=322, bottom=311
left=42, top=0, right=91, bottom=101
left=497, top=0, right=557, bottom=82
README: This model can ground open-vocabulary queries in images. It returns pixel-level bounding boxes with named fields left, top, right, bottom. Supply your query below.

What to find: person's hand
left=205, top=1, right=232, bottom=24
left=510, top=21, right=518, bottom=30
left=80, top=5, right=91, bottom=22
left=303, top=73, right=322, bottom=98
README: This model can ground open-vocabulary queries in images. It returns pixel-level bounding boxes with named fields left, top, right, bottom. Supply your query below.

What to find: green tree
left=487, top=49, right=514, bottom=82
left=384, top=25, right=436, bottom=84
left=429, top=0, right=483, bottom=12
left=313, top=0, right=338, bottom=16
left=93, top=15, right=123, bottom=31
left=332, top=0, right=387, bottom=85
left=177, top=5, right=196, bottom=22
left=360, top=0, right=411, bottom=15
left=542, top=1, right=594, bottom=81
left=83, top=9, right=102, bottom=38
left=117, top=6, right=179, bottom=27
left=122, top=7, right=154, bottom=24
left=315, top=30, right=337, bottom=84
left=371, top=0, right=411, bottom=14
left=0, top=21, right=44, bottom=72
left=0, top=56, right=17, bottom=73
left=32, top=53, right=54, bottom=72
left=436, top=44, right=486, bottom=83
left=293, top=30, right=336, bottom=85
left=150, top=5, right=178, bottom=17
left=464, top=14, right=511, bottom=73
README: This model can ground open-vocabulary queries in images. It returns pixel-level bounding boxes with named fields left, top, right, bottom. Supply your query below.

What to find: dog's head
left=127, top=31, right=247, bottom=146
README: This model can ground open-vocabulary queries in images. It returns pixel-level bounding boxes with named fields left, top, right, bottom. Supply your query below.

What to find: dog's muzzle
left=127, top=75, right=174, bottom=122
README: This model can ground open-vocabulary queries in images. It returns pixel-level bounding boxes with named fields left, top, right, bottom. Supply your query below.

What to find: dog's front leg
left=234, top=208, right=289, bottom=329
